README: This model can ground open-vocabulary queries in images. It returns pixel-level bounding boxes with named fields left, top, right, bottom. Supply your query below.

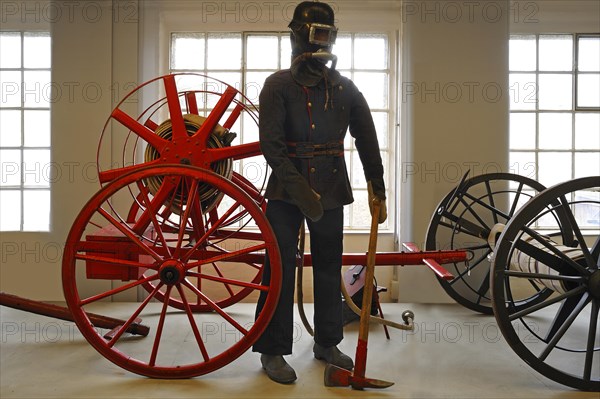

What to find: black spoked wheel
left=491, top=176, right=600, bottom=391
left=426, top=173, right=552, bottom=314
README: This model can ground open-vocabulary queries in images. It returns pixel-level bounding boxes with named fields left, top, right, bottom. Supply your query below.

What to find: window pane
left=354, top=34, right=387, bottom=70
left=335, top=35, right=352, bottom=70
left=351, top=189, right=370, bottom=228
left=538, top=152, right=571, bottom=187
left=352, top=151, right=367, bottom=189
left=23, top=70, right=51, bottom=108
left=171, top=33, right=205, bottom=70
left=24, top=110, right=51, bottom=147
left=539, top=113, right=572, bottom=150
left=575, top=152, right=600, bottom=178
left=509, top=73, right=536, bottom=110
left=353, top=72, right=387, bottom=109
left=24, top=33, right=51, bottom=69
left=575, top=113, right=600, bottom=149
left=0, top=70, right=22, bottom=108
left=371, top=112, right=388, bottom=149
left=573, top=190, right=599, bottom=228
left=510, top=113, right=536, bottom=149
left=539, top=35, right=573, bottom=72
left=247, top=36, right=279, bottom=69
left=0, top=149, right=21, bottom=187
left=280, top=37, right=292, bottom=69
left=23, top=190, right=50, bottom=231
left=538, top=74, right=572, bottom=110
left=577, top=74, right=600, bottom=108
left=0, top=190, right=21, bottom=230
left=23, top=149, right=50, bottom=188
left=509, top=151, right=536, bottom=177
left=207, top=33, right=241, bottom=70
left=245, top=71, right=271, bottom=103
left=509, top=35, right=536, bottom=71
left=578, top=36, right=600, bottom=71
left=242, top=112, right=258, bottom=144
left=206, top=72, right=241, bottom=109
left=0, top=110, right=22, bottom=147
left=0, top=33, right=21, bottom=68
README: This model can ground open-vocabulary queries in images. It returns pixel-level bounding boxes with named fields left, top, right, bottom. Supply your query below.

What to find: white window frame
left=509, top=33, right=600, bottom=186
left=158, top=20, right=398, bottom=232
left=0, top=31, right=52, bottom=232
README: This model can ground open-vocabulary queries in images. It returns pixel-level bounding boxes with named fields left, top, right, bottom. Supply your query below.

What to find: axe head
left=324, top=364, right=394, bottom=390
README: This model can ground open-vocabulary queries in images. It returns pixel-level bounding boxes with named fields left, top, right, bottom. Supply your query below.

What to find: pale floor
left=1, top=302, right=598, bottom=399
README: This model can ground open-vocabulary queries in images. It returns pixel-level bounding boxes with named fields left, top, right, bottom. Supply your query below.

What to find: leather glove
left=299, top=189, right=324, bottom=222
left=367, top=180, right=387, bottom=224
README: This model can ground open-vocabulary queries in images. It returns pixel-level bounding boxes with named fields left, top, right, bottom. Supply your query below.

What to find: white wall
left=398, top=1, right=510, bottom=302
left=0, top=0, right=138, bottom=300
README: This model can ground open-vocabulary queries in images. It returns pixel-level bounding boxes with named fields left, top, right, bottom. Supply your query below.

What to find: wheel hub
left=589, top=269, right=600, bottom=300
left=159, top=259, right=186, bottom=285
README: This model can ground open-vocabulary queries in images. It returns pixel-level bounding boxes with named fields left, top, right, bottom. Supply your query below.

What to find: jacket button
left=339, top=85, right=343, bottom=90
left=310, top=167, right=316, bottom=173
left=311, top=124, right=316, bottom=129
left=333, top=168, right=338, bottom=173
left=308, top=102, right=312, bottom=107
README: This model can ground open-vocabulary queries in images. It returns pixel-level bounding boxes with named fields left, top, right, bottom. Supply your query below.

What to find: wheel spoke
left=475, top=270, right=491, bottom=304
left=99, top=161, right=160, bottom=185
left=164, top=75, right=188, bottom=141
left=210, top=263, right=235, bottom=297
left=149, top=285, right=172, bottom=367
left=136, top=181, right=172, bottom=257
left=98, top=208, right=162, bottom=262
left=107, top=283, right=164, bottom=348
left=508, top=182, right=525, bottom=218
left=520, top=227, right=591, bottom=276
left=539, top=293, right=590, bottom=361
left=133, top=177, right=179, bottom=234
left=590, top=236, right=600, bottom=266
left=448, top=249, right=491, bottom=286
left=187, top=271, right=268, bottom=292
left=174, top=179, right=199, bottom=257
left=484, top=181, right=498, bottom=224
left=584, top=299, right=599, bottom=381
left=186, top=243, right=267, bottom=269
left=556, top=197, right=596, bottom=270
left=112, top=108, right=167, bottom=152
left=544, top=292, right=587, bottom=343
left=508, top=285, right=587, bottom=321
left=439, top=211, right=488, bottom=239
left=185, top=91, right=199, bottom=115
left=79, top=273, right=160, bottom=306
left=458, top=196, right=492, bottom=232
left=462, top=190, right=512, bottom=222
left=75, top=253, right=157, bottom=271
left=192, top=86, right=237, bottom=141
left=181, top=200, right=241, bottom=263
left=182, top=280, right=249, bottom=335
left=223, top=102, right=244, bottom=130
left=504, top=270, right=585, bottom=282
left=176, top=285, right=210, bottom=362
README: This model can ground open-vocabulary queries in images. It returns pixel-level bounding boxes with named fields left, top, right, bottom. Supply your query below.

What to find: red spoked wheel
left=96, top=73, right=267, bottom=310
left=63, top=165, right=281, bottom=378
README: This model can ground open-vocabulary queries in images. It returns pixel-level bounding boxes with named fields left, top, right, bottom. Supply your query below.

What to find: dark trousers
left=253, top=200, right=344, bottom=355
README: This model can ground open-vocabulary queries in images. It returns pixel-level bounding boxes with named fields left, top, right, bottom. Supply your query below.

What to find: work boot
left=313, top=343, right=354, bottom=370
left=260, top=354, right=297, bottom=384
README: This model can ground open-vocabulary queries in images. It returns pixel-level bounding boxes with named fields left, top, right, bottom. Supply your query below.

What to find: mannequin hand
left=367, top=181, right=387, bottom=224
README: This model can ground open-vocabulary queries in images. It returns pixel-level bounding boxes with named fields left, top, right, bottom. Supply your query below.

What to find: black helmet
left=289, top=1, right=337, bottom=56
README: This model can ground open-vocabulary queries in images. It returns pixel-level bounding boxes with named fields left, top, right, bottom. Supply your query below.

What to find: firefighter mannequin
left=253, top=1, right=387, bottom=384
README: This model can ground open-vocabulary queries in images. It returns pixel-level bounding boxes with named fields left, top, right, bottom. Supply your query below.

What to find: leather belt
left=287, top=141, right=344, bottom=158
